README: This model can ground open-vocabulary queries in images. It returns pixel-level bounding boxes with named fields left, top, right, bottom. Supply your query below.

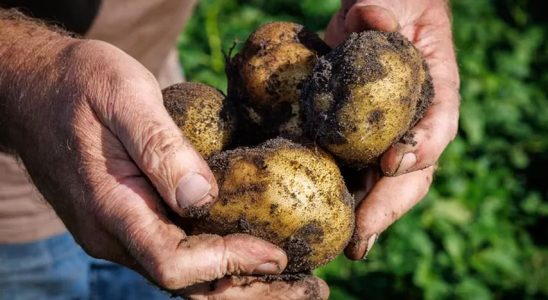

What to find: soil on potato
left=220, top=274, right=323, bottom=300
left=301, top=31, right=434, bottom=163
left=301, top=32, right=390, bottom=146
left=412, top=60, right=434, bottom=126
left=257, top=273, right=311, bottom=282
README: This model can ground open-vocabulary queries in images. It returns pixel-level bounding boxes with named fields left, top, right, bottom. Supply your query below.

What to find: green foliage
left=179, top=0, right=548, bottom=298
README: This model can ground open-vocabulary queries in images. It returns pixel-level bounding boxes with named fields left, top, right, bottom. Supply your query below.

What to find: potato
left=227, top=22, right=330, bottom=140
left=162, top=82, right=236, bottom=158
left=301, top=31, right=434, bottom=167
left=192, top=138, right=354, bottom=273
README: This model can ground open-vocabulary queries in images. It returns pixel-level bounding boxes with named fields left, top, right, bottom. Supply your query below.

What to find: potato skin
left=162, top=82, right=236, bottom=158
left=227, top=22, right=330, bottom=141
left=193, top=138, right=354, bottom=273
left=301, top=31, right=434, bottom=168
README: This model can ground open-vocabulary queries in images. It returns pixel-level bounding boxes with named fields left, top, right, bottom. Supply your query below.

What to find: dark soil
left=257, top=273, right=311, bottom=282
left=301, top=31, right=396, bottom=146
left=282, top=222, right=324, bottom=273
left=411, top=60, right=435, bottom=127
left=400, top=130, right=417, bottom=146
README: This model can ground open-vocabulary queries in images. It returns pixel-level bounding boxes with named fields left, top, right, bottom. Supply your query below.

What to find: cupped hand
left=325, top=0, right=460, bottom=258
left=7, top=38, right=327, bottom=299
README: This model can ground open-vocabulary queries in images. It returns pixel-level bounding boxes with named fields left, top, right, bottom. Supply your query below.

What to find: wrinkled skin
left=0, top=1, right=459, bottom=297
left=325, top=0, right=460, bottom=259
left=0, top=12, right=328, bottom=299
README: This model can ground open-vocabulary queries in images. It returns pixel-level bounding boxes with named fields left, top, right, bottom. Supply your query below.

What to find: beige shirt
left=0, top=0, right=196, bottom=243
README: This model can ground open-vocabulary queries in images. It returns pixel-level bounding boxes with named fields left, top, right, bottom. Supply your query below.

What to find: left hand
left=325, top=0, right=460, bottom=259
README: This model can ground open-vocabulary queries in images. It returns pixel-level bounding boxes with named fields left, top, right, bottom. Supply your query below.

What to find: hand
left=325, top=0, right=460, bottom=258
left=0, top=15, right=328, bottom=298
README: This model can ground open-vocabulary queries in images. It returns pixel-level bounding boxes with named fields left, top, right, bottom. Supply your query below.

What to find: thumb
left=97, top=176, right=288, bottom=291
left=89, top=43, right=217, bottom=216
left=345, top=4, right=400, bottom=33
left=117, top=88, right=217, bottom=217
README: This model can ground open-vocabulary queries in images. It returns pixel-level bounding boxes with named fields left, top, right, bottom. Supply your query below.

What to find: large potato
left=301, top=31, right=434, bottom=167
left=193, top=138, right=354, bottom=273
left=162, top=82, right=236, bottom=158
left=227, top=22, right=330, bottom=140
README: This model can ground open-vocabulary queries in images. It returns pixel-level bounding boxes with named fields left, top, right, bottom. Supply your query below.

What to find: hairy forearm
left=0, top=9, right=75, bottom=153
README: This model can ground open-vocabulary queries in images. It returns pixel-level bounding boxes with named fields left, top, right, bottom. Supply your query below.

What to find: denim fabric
left=0, top=233, right=170, bottom=300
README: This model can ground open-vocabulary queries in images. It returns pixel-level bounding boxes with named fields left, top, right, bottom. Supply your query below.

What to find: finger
left=345, top=4, right=400, bottom=33
left=352, top=166, right=382, bottom=205
left=324, top=9, right=347, bottom=47
left=77, top=231, right=153, bottom=285
left=345, top=166, right=434, bottom=260
left=183, top=275, right=329, bottom=300
left=381, top=80, right=459, bottom=176
left=74, top=225, right=137, bottom=266
left=72, top=224, right=151, bottom=279
left=87, top=41, right=217, bottom=217
left=381, top=12, right=460, bottom=176
left=98, top=177, right=287, bottom=290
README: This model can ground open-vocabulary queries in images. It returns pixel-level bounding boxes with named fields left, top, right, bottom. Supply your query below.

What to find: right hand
left=2, top=35, right=328, bottom=299
left=324, top=0, right=459, bottom=260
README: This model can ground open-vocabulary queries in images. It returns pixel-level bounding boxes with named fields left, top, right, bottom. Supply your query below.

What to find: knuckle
left=73, top=231, right=108, bottom=260
left=150, top=261, right=182, bottom=290
left=447, top=114, right=459, bottom=141
left=78, top=239, right=102, bottom=258
left=416, top=157, right=436, bottom=171
left=140, top=125, right=184, bottom=176
left=419, top=168, right=435, bottom=198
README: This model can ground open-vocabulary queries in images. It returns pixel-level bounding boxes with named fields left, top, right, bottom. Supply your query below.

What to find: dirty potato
left=193, top=138, right=354, bottom=273
left=227, top=22, right=330, bottom=140
left=301, top=31, right=434, bottom=167
left=162, top=82, right=236, bottom=158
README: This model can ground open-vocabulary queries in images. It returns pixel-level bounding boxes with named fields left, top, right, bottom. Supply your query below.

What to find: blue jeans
left=0, top=233, right=171, bottom=300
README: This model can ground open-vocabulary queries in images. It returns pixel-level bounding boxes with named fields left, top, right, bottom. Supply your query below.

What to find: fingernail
left=318, top=279, right=330, bottom=299
left=362, top=234, right=378, bottom=260
left=395, top=153, right=417, bottom=175
left=176, top=172, right=212, bottom=208
left=253, top=262, right=281, bottom=275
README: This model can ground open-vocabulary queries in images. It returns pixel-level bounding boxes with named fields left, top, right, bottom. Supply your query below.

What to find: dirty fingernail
left=253, top=262, right=281, bottom=275
left=395, top=153, right=417, bottom=175
left=362, top=234, right=378, bottom=259
left=176, top=173, right=212, bottom=208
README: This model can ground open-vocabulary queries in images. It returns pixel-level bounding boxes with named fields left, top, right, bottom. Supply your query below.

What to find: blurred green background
left=178, top=0, right=548, bottom=299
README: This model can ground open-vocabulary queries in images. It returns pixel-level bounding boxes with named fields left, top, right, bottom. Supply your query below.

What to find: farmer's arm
left=0, top=9, right=327, bottom=299
left=325, top=0, right=459, bottom=258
